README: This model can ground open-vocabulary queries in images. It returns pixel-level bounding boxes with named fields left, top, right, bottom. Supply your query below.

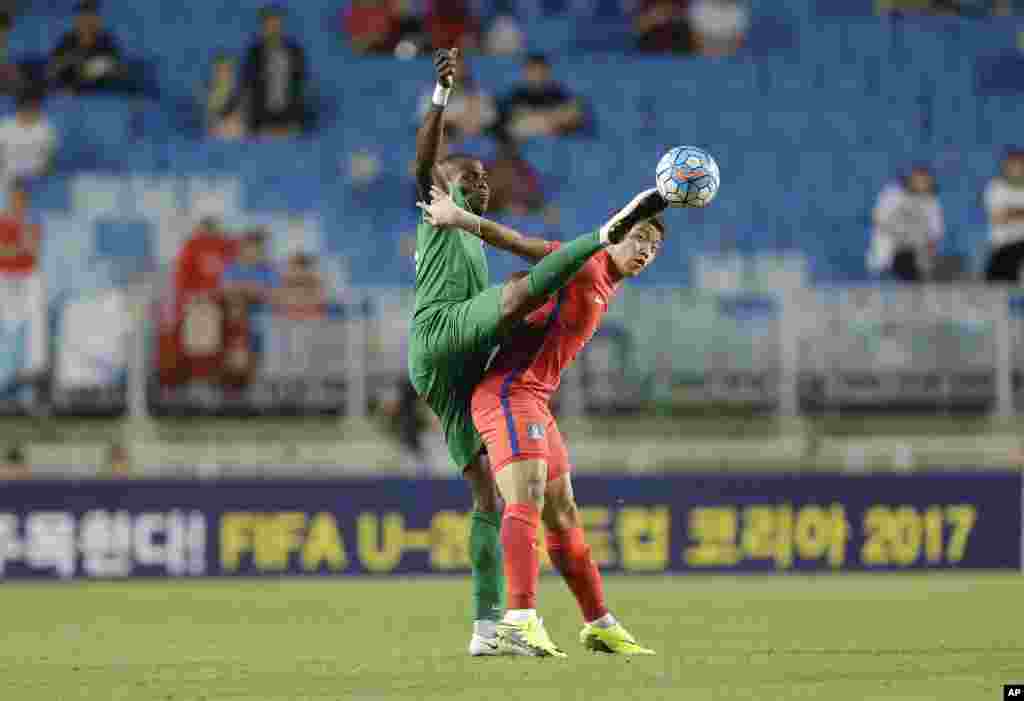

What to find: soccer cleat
left=579, top=622, right=656, bottom=656
left=599, top=188, right=668, bottom=245
left=496, top=614, right=568, bottom=658
left=468, top=633, right=503, bottom=657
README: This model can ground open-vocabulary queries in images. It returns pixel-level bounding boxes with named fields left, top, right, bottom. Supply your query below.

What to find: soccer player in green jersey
left=409, top=48, right=666, bottom=655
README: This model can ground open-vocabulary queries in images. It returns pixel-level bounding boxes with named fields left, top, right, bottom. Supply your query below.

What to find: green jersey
left=407, top=185, right=503, bottom=470
left=412, top=187, right=489, bottom=319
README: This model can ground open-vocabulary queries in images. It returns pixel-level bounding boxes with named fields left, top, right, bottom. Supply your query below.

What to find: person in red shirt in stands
left=0, top=180, right=40, bottom=277
left=0, top=179, right=46, bottom=382
left=424, top=0, right=480, bottom=52
left=274, top=251, right=326, bottom=320
left=164, top=217, right=238, bottom=385
left=343, top=0, right=403, bottom=55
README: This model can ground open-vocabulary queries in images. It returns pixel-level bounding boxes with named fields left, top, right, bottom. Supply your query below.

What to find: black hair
left=646, top=216, right=665, bottom=239
left=75, top=0, right=100, bottom=14
left=525, top=53, right=549, bottom=67
left=0, top=11, right=12, bottom=31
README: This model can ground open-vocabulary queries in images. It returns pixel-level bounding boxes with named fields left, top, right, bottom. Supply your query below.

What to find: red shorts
left=471, top=391, right=570, bottom=483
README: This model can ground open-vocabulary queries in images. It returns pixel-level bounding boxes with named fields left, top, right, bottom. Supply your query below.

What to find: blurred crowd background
left=0, top=0, right=1021, bottom=479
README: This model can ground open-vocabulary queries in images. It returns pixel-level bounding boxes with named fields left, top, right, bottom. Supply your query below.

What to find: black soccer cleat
left=599, top=188, right=668, bottom=245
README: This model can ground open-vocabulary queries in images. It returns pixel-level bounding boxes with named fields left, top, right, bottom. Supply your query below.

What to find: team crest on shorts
left=527, top=423, right=545, bottom=440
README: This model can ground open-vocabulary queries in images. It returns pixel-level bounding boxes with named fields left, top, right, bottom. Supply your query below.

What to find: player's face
left=455, top=161, right=490, bottom=214
left=76, top=12, right=100, bottom=38
left=609, top=222, right=662, bottom=277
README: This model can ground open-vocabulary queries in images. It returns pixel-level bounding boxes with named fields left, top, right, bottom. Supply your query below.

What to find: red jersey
left=0, top=215, right=38, bottom=275
left=174, top=228, right=238, bottom=305
left=477, top=243, right=622, bottom=403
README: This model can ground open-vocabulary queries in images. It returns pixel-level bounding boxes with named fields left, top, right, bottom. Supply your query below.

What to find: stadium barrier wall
left=0, top=473, right=1019, bottom=580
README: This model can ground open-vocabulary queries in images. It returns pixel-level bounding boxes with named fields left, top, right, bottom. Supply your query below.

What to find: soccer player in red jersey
left=419, top=187, right=662, bottom=657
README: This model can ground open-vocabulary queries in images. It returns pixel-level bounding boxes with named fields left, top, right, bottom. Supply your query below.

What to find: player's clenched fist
left=434, top=48, right=458, bottom=88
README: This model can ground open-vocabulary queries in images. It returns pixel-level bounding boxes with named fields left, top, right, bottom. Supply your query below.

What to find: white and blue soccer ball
left=656, top=146, right=720, bottom=208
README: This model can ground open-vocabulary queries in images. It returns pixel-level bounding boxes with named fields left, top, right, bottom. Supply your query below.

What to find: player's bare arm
left=417, top=185, right=551, bottom=263
left=414, top=48, right=458, bottom=201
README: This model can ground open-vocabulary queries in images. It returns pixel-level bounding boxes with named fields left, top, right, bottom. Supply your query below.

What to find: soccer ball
left=656, top=146, right=720, bottom=208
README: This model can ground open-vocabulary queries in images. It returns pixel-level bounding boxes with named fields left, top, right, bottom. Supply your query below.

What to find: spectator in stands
left=222, top=229, right=279, bottom=310
left=0, top=90, right=56, bottom=185
left=633, top=0, right=694, bottom=54
left=242, top=5, right=307, bottom=138
left=219, top=232, right=275, bottom=393
left=486, top=139, right=545, bottom=215
left=0, top=180, right=46, bottom=381
left=0, top=179, right=39, bottom=273
left=204, top=53, right=246, bottom=141
left=417, top=58, right=496, bottom=143
left=344, top=0, right=403, bottom=55
left=174, top=217, right=237, bottom=313
left=48, top=0, right=124, bottom=93
left=984, top=150, right=1024, bottom=283
left=169, top=217, right=238, bottom=384
left=424, top=0, right=479, bottom=51
left=689, top=0, right=749, bottom=57
left=869, top=166, right=943, bottom=282
left=497, top=54, right=585, bottom=141
left=0, top=12, right=23, bottom=95
left=275, top=252, right=326, bottom=319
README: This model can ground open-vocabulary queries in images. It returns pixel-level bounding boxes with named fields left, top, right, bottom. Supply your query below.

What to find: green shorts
left=408, top=285, right=504, bottom=470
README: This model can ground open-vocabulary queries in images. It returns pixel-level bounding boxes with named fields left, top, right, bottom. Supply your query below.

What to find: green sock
left=469, top=510, right=504, bottom=622
left=526, top=231, right=604, bottom=299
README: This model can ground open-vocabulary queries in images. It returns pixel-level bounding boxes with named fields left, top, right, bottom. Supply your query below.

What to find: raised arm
left=418, top=186, right=552, bottom=263
left=415, top=48, right=457, bottom=201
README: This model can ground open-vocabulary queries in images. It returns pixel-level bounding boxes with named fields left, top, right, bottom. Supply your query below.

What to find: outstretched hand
left=417, top=185, right=470, bottom=229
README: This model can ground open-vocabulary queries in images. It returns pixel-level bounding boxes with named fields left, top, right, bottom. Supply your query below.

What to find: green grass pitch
left=2, top=574, right=1022, bottom=700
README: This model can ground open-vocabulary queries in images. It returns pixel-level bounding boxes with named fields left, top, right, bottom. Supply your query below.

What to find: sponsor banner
left=0, top=473, right=1018, bottom=579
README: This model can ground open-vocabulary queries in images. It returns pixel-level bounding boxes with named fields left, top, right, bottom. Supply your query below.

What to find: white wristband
left=432, top=83, right=451, bottom=107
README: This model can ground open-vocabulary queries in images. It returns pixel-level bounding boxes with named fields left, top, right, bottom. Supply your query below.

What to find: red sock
left=502, top=503, right=540, bottom=610
left=546, top=527, right=608, bottom=622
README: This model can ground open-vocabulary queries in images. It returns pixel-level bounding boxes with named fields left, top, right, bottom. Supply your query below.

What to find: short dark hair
left=75, top=0, right=100, bottom=15
left=525, top=53, right=549, bottom=68
left=0, top=11, right=12, bottom=31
